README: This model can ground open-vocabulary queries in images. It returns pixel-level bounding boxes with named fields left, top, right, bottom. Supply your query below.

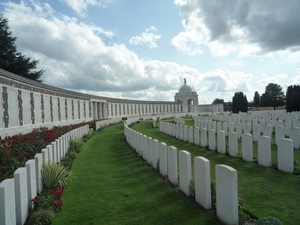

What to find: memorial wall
left=0, top=68, right=181, bottom=138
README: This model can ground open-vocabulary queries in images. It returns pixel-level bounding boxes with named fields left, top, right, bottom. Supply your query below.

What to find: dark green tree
left=0, top=14, right=43, bottom=81
left=260, top=83, right=285, bottom=110
left=232, top=92, right=248, bottom=113
left=286, top=85, right=300, bottom=112
left=253, top=91, right=260, bottom=109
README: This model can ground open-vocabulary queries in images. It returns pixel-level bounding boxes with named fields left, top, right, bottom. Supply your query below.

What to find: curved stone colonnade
left=0, top=68, right=182, bottom=138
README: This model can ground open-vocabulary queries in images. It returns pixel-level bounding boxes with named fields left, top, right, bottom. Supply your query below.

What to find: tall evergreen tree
left=232, top=92, right=248, bottom=113
left=286, top=85, right=300, bottom=112
left=0, top=14, right=43, bottom=81
left=253, top=91, right=260, bottom=109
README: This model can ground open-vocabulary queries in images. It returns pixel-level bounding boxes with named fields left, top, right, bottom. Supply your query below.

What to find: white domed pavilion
left=174, top=78, right=199, bottom=113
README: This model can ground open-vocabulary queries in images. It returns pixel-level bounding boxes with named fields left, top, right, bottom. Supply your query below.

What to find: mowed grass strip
left=132, top=120, right=300, bottom=225
left=52, top=123, right=217, bottom=225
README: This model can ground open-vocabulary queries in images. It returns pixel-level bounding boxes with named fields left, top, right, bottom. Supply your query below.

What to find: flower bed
left=0, top=120, right=97, bottom=182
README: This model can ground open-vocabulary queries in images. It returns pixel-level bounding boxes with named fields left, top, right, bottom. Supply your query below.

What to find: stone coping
left=0, top=68, right=180, bottom=104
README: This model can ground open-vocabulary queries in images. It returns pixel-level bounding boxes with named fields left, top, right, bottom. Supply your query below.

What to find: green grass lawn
left=131, top=119, right=300, bottom=225
left=52, top=122, right=217, bottom=225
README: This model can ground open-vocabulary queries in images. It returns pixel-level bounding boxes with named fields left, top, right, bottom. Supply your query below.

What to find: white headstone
left=183, top=125, right=188, bottom=142
left=278, top=138, right=294, bottom=173
left=217, top=130, right=226, bottom=154
left=194, top=127, right=200, bottom=145
left=216, top=165, right=238, bottom=225
left=14, top=167, right=29, bottom=225
left=194, top=157, right=211, bottom=209
left=290, top=127, right=300, bottom=149
left=275, top=125, right=284, bottom=146
left=0, top=179, right=16, bottom=225
left=179, top=150, right=192, bottom=196
left=168, top=146, right=178, bottom=185
left=242, top=134, right=253, bottom=162
left=152, top=139, right=159, bottom=169
left=159, top=142, right=168, bottom=176
left=229, top=132, right=238, bottom=157
left=209, top=129, right=216, bottom=150
left=188, top=126, right=194, bottom=143
left=34, top=153, right=43, bottom=193
left=258, top=136, right=271, bottom=167
left=25, top=159, right=37, bottom=210
left=201, top=128, right=207, bottom=147
left=253, top=124, right=260, bottom=142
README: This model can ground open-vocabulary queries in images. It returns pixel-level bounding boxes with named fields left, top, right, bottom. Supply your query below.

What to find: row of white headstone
left=0, top=125, right=89, bottom=225
left=160, top=119, right=296, bottom=174
left=192, top=115, right=300, bottom=148
left=124, top=123, right=239, bottom=225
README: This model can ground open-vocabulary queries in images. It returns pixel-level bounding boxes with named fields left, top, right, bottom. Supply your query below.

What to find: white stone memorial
left=258, top=136, right=271, bottom=167
left=179, top=150, right=192, bottom=196
left=194, top=127, right=200, bottom=145
left=159, top=142, right=168, bottom=176
left=229, top=132, right=238, bottom=157
left=201, top=128, right=207, bottom=147
left=14, top=167, right=29, bottom=225
left=25, top=159, right=37, bottom=210
left=152, top=139, right=159, bottom=169
left=242, top=134, right=253, bottom=162
left=168, top=146, right=178, bottom=185
left=34, top=153, right=43, bottom=193
left=278, top=138, right=294, bottom=173
left=216, top=165, right=238, bottom=225
left=194, top=157, right=211, bottom=209
left=217, top=130, right=226, bottom=154
left=0, top=179, right=16, bottom=225
left=208, top=129, right=216, bottom=151
left=275, top=125, right=284, bottom=146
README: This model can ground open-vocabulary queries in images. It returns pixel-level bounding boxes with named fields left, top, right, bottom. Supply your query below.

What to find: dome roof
left=179, top=84, right=193, bottom=94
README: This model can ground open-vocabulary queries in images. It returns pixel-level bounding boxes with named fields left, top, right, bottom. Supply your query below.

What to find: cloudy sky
left=1, top=0, right=300, bottom=103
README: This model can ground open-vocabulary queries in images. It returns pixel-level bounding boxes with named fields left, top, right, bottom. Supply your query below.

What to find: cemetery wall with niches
left=0, top=68, right=183, bottom=138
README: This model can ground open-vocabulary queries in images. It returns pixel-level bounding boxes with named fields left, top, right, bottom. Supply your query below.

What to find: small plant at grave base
left=25, top=209, right=55, bottom=225
left=138, top=151, right=143, bottom=158
left=189, top=178, right=195, bottom=197
left=82, top=130, right=94, bottom=142
left=68, top=138, right=85, bottom=153
left=256, top=216, right=283, bottom=225
left=41, top=162, right=71, bottom=189
left=211, top=180, right=216, bottom=209
left=60, top=152, right=77, bottom=170
left=156, top=159, right=160, bottom=171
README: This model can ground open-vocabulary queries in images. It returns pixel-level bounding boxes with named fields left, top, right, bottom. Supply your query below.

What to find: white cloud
left=2, top=0, right=257, bottom=104
left=173, top=0, right=300, bottom=57
left=59, top=0, right=116, bottom=17
left=258, top=73, right=288, bottom=85
left=129, top=26, right=161, bottom=49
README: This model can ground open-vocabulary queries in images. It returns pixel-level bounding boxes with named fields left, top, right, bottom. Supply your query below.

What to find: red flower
left=31, top=196, right=40, bottom=203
